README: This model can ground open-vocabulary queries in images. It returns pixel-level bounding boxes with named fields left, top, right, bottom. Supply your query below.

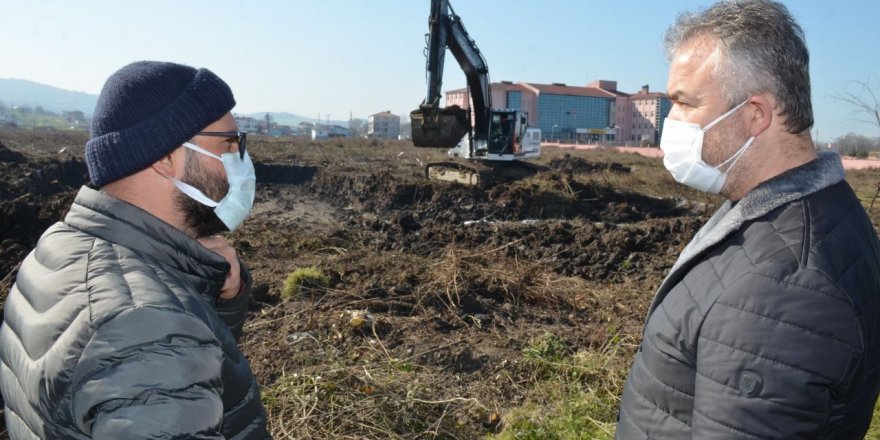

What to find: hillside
left=238, top=111, right=351, bottom=127
left=0, top=79, right=351, bottom=127
left=0, top=79, right=98, bottom=116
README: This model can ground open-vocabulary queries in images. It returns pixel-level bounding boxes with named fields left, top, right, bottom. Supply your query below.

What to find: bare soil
left=0, top=131, right=713, bottom=439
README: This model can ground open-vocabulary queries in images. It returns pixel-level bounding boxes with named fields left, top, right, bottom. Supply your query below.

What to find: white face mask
left=660, top=100, right=755, bottom=194
left=168, top=141, right=256, bottom=231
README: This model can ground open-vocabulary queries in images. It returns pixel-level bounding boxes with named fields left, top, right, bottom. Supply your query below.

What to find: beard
left=175, top=150, right=230, bottom=237
left=701, top=110, right=753, bottom=196
left=702, top=112, right=749, bottom=170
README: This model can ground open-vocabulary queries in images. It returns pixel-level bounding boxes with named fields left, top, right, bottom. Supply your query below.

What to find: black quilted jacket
left=616, top=153, right=880, bottom=439
left=0, top=186, right=270, bottom=439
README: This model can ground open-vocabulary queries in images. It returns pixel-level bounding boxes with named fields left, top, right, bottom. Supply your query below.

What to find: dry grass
left=261, top=328, right=488, bottom=439
left=0, top=126, right=88, bottom=157
left=246, top=235, right=648, bottom=438
left=253, top=246, right=647, bottom=438
left=421, top=242, right=565, bottom=314
left=844, top=167, right=880, bottom=226
left=248, top=135, right=448, bottom=168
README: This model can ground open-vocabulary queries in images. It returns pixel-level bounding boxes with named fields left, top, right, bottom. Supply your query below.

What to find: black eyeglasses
left=195, top=131, right=247, bottom=159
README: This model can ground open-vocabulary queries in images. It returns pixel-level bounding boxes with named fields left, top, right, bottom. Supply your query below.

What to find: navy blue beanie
left=85, top=61, right=236, bottom=186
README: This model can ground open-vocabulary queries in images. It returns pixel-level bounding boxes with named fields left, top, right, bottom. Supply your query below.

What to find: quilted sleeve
left=69, top=306, right=226, bottom=439
left=692, top=267, right=862, bottom=439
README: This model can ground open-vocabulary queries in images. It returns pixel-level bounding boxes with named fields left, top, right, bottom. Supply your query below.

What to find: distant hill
left=0, top=79, right=358, bottom=126
left=0, top=79, right=98, bottom=116
left=239, top=112, right=350, bottom=127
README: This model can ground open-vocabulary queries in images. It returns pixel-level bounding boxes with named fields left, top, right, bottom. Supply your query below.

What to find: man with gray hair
left=616, top=1, right=880, bottom=438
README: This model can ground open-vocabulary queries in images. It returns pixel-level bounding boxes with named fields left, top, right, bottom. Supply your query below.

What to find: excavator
left=410, top=0, right=542, bottom=186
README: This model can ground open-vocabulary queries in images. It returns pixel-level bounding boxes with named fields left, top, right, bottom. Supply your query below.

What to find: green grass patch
left=492, top=330, right=634, bottom=440
left=866, top=400, right=880, bottom=439
left=523, top=332, right=568, bottom=363
left=494, top=388, right=617, bottom=440
left=281, top=266, right=330, bottom=299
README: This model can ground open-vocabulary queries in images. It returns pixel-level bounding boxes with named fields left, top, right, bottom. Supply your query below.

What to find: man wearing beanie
left=0, top=61, right=270, bottom=439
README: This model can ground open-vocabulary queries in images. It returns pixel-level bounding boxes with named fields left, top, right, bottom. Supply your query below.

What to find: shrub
left=523, top=332, right=568, bottom=362
left=281, top=266, right=330, bottom=299
left=851, top=149, right=870, bottom=159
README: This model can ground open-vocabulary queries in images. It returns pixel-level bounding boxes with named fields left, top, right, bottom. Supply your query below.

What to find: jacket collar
left=64, top=186, right=228, bottom=295
left=647, top=151, right=846, bottom=317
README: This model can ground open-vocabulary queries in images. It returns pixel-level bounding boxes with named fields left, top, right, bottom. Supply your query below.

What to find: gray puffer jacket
left=0, top=186, right=270, bottom=439
left=616, top=153, right=880, bottom=439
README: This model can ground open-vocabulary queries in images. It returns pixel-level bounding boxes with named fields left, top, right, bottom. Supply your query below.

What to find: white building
left=629, top=85, right=672, bottom=145
left=368, top=111, right=400, bottom=139
left=234, top=115, right=258, bottom=133
left=311, top=127, right=329, bottom=140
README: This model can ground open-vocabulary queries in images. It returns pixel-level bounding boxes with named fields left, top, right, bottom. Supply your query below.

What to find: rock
left=348, top=310, right=373, bottom=330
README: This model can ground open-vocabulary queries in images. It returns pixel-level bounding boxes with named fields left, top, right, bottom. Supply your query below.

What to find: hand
left=197, top=235, right=243, bottom=300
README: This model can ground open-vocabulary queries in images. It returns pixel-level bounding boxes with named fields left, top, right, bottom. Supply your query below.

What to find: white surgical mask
left=168, top=141, right=256, bottom=231
left=660, top=100, right=755, bottom=194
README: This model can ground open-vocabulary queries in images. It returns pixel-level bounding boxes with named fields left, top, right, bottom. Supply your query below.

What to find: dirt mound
left=548, top=154, right=631, bottom=174
left=254, top=163, right=317, bottom=184
left=311, top=168, right=691, bottom=225
left=0, top=151, right=90, bottom=305
left=0, top=140, right=26, bottom=163
left=295, top=165, right=704, bottom=310
left=0, top=158, right=318, bottom=276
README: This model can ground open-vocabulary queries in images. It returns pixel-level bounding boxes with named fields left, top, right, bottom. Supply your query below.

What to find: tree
left=347, top=118, right=366, bottom=137
left=834, top=75, right=880, bottom=132
left=835, top=132, right=880, bottom=157
left=264, top=113, right=274, bottom=133
left=835, top=76, right=880, bottom=211
left=399, top=118, right=412, bottom=139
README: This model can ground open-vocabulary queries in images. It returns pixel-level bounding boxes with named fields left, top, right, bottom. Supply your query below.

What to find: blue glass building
left=521, top=83, right=616, bottom=142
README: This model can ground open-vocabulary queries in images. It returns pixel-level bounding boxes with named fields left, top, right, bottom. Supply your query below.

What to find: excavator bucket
left=410, top=105, right=470, bottom=149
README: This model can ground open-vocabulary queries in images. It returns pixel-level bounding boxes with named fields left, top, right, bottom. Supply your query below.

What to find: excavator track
left=425, top=160, right=547, bottom=187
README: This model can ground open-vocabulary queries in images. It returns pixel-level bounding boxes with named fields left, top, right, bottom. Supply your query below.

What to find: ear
left=150, top=147, right=182, bottom=178
left=745, top=94, right=773, bottom=137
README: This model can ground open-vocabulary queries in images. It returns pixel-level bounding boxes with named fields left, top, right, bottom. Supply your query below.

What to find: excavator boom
left=411, top=0, right=491, bottom=150
left=411, top=0, right=544, bottom=186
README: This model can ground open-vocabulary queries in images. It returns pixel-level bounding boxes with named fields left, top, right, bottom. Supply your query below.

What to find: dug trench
left=0, top=139, right=706, bottom=438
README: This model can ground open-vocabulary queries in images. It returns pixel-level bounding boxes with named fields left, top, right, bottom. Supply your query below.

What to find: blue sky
left=2, top=0, right=878, bottom=140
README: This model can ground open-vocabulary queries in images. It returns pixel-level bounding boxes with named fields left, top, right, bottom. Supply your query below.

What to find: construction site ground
left=2, top=129, right=880, bottom=439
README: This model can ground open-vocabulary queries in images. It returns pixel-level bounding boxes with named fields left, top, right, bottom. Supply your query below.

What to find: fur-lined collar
left=647, top=151, right=846, bottom=317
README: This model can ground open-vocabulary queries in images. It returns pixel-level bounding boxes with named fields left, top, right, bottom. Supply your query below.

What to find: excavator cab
left=488, top=110, right=519, bottom=156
